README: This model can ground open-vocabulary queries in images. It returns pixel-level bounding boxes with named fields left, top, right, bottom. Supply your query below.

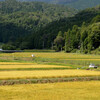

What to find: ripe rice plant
left=0, top=81, right=100, bottom=100
left=0, top=62, right=35, bottom=65
left=0, top=64, right=70, bottom=69
left=0, top=70, right=100, bottom=80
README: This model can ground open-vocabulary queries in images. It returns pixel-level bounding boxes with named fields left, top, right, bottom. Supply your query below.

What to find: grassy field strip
left=0, top=52, right=100, bottom=59
left=0, top=81, right=100, bottom=100
left=63, top=59, right=100, bottom=61
left=0, top=67, right=71, bottom=71
left=0, top=64, right=70, bottom=69
left=2, top=66, right=98, bottom=71
left=0, top=68, right=71, bottom=71
left=0, top=53, right=100, bottom=67
left=14, top=52, right=100, bottom=59
left=0, top=76, right=100, bottom=86
left=0, top=70, right=100, bottom=80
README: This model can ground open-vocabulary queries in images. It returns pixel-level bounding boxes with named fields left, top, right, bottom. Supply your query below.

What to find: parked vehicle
left=89, top=64, right=98, bottom=68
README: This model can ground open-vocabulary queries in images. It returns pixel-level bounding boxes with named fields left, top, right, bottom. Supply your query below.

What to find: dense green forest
left=19, top=5, right=99, bottom=52
left=52, top=6, right=100, bottom=54
left=0, top=0, right=100, bottom=9
left=0, top=0, right=100, bottom=54
left=19, top=0, right=100, bottom=9
left=67, top=0, right=100, bottom=9
left=0, top=0, right=76, bottom=43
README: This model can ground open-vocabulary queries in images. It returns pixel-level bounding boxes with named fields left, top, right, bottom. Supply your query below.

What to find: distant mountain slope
left=0, top=0, right=76, bottom=43
left=68, top=0, right=100, bottom=9
left=0, top=0, right=76, bottom=14
left=20, top=0, right=76, bottom=4
left=19, top=0, right=100, bottom=9
left=1, top=0, right=100, bottom=9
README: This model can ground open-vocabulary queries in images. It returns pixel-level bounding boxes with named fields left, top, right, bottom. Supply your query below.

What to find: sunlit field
left=0, top=52, right=100, bottom=59
left=0, top=52, right=100, bottom=100
left=0, top=52, right=100, bottom=68
left=0, top=70, right=100, bottom=80
left=0, top=64, right=70, bottom=69
left=0, top=81, right=100, bottom=100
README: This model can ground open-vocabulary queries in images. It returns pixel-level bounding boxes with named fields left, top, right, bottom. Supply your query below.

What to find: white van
left=89, top=64, right=97, bottom=68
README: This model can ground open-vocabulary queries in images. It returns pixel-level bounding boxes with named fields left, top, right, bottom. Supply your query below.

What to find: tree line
left=54, top=15, right=100, bottom=54
left=0, top=0, right=100, bottom=54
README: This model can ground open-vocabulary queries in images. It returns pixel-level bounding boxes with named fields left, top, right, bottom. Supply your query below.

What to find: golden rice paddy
left=0, top=52, right=100, bottom=100
left=0, top=70, right=100, bottom=80
left=0, top=62, right=36, bottom=65
left=64, top=59, right=100, bottom=61
left=0, top=81, right=100, bottom=100
left=0, top=64, right=70, bottom=69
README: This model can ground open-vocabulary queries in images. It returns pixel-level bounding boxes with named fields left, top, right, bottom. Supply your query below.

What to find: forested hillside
left=53, top=6, right=100, bottom=53
left=67, top=0, right=100, bottom=9
left=0, top=0, right=100, bottom=54
left=19, top=0, right=100, bottom=9
left=0, top=0, right=100, bottom=9
left=19, top=5, right=99, bottom=50
left=0, top=0, right=76, bottom=43
left=20, top=0, right=76, bottom=4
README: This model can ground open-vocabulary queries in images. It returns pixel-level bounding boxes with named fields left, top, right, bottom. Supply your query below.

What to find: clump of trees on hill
left=54, top=15, right=100, bottom=54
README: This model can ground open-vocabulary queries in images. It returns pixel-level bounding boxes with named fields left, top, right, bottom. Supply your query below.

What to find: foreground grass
left=0, top=81, right=100, bottom=100
left=0, top=70, right=100, bottom=80
left=0, top=76, right=100, bottom=85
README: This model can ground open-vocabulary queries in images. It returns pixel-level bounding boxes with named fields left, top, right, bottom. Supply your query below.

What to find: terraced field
left=0, top=52, right=100, bottom=100
left=0, top=64, right=70, bottom=69
left=0, top=69, right=100, bottom=80
left=0, top=81, right=100, bottom=100
left=1, top=52, right=100, bottom=59
left=0, top=52, right=100, bottom=68
left=0, top=52, right=100, bottom=79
